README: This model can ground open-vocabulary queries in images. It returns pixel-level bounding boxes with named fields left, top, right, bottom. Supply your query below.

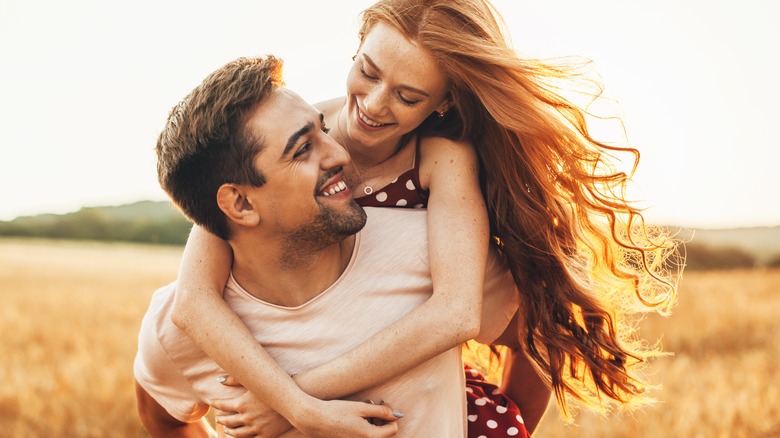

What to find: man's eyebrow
left=363, top=54, right=430, bottom=98
left=281, top=121, right=315, bottom=158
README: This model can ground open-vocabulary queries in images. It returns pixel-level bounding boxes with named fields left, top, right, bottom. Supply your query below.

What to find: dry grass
left=535, top=269, right=780, bottom=438
left=1, top=238, right=778, bottom=437
left=0, top=238, right=181, bottom=437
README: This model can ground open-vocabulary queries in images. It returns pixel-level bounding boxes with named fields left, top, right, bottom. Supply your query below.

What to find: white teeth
left=359, top=109, right=385, bottom=127
left=321, top=181, right=348, bottom=197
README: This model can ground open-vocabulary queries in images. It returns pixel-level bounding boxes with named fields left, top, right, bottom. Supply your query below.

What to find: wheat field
left=1, top=238, right=778, bottom=437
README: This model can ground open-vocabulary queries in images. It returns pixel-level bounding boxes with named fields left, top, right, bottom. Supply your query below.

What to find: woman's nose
left=362, top=85, right=387, bottom=117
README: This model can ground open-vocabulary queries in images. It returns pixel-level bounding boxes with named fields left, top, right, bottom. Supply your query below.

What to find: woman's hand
left=211, top=375, right=292, bottom=438
left=211, top=375, right=402, bottom=438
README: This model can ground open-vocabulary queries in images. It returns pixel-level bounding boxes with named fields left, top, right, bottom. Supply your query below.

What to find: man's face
left=246, top=87, right=367, bottom=247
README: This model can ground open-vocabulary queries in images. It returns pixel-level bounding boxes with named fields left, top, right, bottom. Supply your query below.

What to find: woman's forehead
left=360, top=22, right=448, bottom=95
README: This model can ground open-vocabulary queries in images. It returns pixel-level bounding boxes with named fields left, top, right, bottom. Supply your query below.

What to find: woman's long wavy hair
left=360, top=0, right=682, bottom=417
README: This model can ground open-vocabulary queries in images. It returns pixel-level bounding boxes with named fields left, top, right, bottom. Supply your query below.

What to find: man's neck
left=229, top=234, right=356, bottom=307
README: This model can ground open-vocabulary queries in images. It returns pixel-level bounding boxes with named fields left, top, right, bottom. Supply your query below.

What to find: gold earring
left=352, top=54, right=357, bottom=61
left=437, top=110, right=445, bottom=118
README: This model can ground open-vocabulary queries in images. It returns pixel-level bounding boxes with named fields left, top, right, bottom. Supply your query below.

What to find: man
left=134, top=56, right=540, bottom=437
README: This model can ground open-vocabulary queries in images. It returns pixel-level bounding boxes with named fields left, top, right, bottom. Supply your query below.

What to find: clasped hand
left=210, top=375, right=402, bottom=437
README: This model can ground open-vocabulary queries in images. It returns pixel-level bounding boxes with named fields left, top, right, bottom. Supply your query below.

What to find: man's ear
left=216, top=184, right=260, bottom=227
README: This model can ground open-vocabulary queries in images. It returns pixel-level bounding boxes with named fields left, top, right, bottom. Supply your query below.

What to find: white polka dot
left=478, top=436, right=487, bottom=438
left=516, top=414, right=525, bottom=423
left=486, top=420, right=498, bottom=429
left=396, top=199, right=408, bottom=206
left=507, top=426, right=519, bottom=436
left=375, top=192, right=388, bottom=202
left=492, top=388, right=502, bottom=395
left=474, top=397, right=488, bottom=406
left=413, top=204, right=424, bottom=208
left=467, top=414, right=478, bottom=422
left=496, top=405, right=508, bottom=414
left=391, top=177, right=398, bottom=183
left=465, top=386, right=474, bottom=393
left=405, top=179, right=415, bottom=190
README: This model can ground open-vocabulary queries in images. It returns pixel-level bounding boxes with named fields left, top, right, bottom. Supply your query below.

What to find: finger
left=217, top=374, right=244, bottom=388
left=362, top=404, right=403, bottom=422
left=215, top=412, right=246, bottom=428
left=222, top=425, right=255, bottom=438
left=210, top=397, right=239, bottom=413
left=370, top=421, right=399, bottom=437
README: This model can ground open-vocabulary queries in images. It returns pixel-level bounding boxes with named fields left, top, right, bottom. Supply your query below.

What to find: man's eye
left=293, top=143, right=312, bottom=158
left=322, top=125, right=331, bottom=134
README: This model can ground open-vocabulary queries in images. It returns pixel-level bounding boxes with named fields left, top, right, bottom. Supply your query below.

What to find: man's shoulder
left=362, top=207, right=427, bottom=233
left=357, top=207, right=429, bottom=264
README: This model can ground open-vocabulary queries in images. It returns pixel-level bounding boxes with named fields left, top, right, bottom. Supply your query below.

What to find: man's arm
left=135, top=380, right=215, bottom=438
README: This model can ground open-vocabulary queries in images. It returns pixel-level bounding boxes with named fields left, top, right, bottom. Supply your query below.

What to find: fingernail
left=216, top=376, right=226, bottom=383
left=393, top=410, right=404, bottom=419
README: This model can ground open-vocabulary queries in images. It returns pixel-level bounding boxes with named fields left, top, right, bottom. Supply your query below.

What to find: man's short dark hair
left=156, top=56, right=284, bottom=239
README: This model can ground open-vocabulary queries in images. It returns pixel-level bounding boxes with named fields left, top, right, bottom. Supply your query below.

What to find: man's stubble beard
left=280, top=199, right=367, bottom=268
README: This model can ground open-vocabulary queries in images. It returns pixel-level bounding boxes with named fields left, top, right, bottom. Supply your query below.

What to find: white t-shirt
left=134, top=207, right=519, bottom=437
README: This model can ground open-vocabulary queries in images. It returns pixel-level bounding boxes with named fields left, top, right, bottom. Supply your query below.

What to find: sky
left=1, top=0, right=778, bottom=229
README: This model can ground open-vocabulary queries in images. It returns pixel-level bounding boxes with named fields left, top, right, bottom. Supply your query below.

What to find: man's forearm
left=136, top=381, right=216, bottom=438
left=143, top=418, right=214, bottom=438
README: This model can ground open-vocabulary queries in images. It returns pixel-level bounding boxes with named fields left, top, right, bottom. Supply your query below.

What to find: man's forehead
left=247, top=87, right=318, bottom=148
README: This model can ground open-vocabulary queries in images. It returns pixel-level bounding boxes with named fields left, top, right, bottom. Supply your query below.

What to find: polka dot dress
left=356, top=172, right=428, bottom=209
left=466, top=366, right=530, bottom=438
left=354, top=138, right=429, bottom=209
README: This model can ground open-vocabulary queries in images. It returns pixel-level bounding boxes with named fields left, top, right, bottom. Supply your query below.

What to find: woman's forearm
left=172, top=225, right=317, bottom=422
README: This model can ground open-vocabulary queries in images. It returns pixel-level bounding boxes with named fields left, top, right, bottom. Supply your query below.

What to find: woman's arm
left=293, top=138, right=488, bottom=399
left=175, top=138, right=487, bottom=415
left=172, top=226, right=334, bottom=430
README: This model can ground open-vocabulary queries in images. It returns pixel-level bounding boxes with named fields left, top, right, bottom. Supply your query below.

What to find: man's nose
left=322, top=135, right=351, bottom=169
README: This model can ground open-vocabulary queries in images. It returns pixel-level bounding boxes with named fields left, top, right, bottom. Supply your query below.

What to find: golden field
left=1, top=238, right=778, bottom=437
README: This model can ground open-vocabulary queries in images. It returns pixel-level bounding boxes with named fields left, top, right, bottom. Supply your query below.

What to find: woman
left=174, top=0, right=680, bottom=436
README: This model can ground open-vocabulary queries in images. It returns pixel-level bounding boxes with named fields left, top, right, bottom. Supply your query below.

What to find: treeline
left=682, top=242, right=780, bottom=270
left=2, top=201, right=780, bottom=269
left=0, top=201, right=192, bottom=245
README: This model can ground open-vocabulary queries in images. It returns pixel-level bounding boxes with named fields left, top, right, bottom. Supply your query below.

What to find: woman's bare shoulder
left=313, top=97, right=345, bottom=116
left=419, top=135, right=477, bottom=161
left=417, top=136, right=479, bottom=189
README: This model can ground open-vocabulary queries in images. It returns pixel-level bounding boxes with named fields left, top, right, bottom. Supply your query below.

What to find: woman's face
left=344, top=21, right=449, bottom=152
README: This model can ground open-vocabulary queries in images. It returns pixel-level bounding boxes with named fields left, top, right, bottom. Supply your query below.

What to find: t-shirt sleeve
left=474, top=248, right=520, bottom=344
left=133, top=298, right=210, bottom=423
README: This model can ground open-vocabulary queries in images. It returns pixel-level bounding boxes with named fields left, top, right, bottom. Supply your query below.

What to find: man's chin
left=333, top=202, right=367, bottom=236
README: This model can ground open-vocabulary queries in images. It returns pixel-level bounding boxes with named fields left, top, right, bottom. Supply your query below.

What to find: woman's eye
left=398, top=94, right=420, bottom=105
left=322, top=125, right=331, bottom=134
left=360, top=65, right=378, bottom=80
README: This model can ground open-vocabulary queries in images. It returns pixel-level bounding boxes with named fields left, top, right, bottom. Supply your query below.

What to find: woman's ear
left=216, top=184, right=260, bottom=227
left=435, top=100, right=450, bottom=117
